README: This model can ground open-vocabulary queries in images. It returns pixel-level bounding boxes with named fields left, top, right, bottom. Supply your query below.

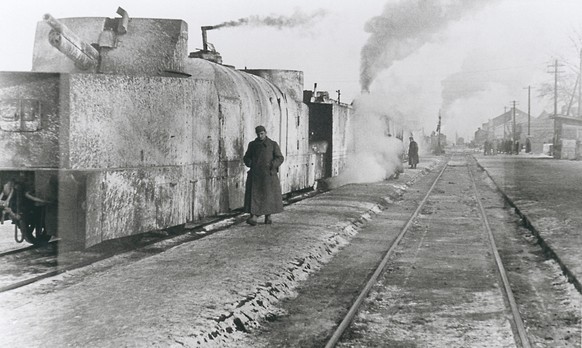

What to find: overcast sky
left=1, top=0, right=581, bottom=140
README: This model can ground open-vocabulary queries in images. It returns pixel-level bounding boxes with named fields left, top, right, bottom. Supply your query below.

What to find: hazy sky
left=1, top=0, right=581, bottom=140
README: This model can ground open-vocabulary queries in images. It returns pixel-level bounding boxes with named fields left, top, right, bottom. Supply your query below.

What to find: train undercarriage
left=0, top=170, right=55, bottom=245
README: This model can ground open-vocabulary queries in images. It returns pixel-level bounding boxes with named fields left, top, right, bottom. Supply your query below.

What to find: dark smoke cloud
left=360, top=0, right=491, bottom=92
left=212, top=8, right=328, bottom=30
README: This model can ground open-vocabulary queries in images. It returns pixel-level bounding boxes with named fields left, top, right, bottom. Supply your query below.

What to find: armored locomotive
left=0, top=9, right=352, bottom=248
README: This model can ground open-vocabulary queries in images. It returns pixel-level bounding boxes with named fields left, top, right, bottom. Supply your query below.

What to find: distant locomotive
left=0, top=8, right=352, bottom=248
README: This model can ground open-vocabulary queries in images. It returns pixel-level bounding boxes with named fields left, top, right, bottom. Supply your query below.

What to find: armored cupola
left=32, top=7, right=189, bottom=75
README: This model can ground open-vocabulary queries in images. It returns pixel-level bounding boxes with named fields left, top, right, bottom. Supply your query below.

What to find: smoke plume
left=212, top=8, right=328, bottom=30
left=439, top=44, right=536, bottom=131
left=360, top=0, right=488, bottom=92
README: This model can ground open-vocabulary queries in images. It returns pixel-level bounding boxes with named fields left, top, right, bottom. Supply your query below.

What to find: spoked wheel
left=18, top=206, right=51, bottom=245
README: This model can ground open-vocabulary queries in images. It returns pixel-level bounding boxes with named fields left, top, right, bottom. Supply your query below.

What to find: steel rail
left=324, top=156, right=451, bottom=348
left=0, top=245, right=37, bottom=258
left=0, top=240, right=57, bottom=258
left=467, top=156, right=532, bottom=348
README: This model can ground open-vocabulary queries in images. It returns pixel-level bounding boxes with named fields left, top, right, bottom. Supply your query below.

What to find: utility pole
left=510, top=100, right=519, bottom=154
left=554, top=60, right=558, bottom=117
left=547, top=59, right=564, bottom=117
left=579, top=48, right=582, bottom=117
left=524, top=86, right=531, bottom=153
left=566, top=75, right=579, bottom=116
left=526, top=86, right=530, bottom=136
left=547, top=60, right=565, bottom=158
left=503, top=106, right=508, bottom=140
left=436, top=110, right=442, bottom=155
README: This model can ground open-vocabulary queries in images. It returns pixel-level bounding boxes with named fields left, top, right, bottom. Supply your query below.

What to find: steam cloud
left=326, top=93, right=410, bottom=188
left=360, top=0, right=489, bottom=93
left=441, top=69, right=488, bottom=111
left=212, top=8, right=328, bottom=30
left=442, top=46, right=541, bottom=101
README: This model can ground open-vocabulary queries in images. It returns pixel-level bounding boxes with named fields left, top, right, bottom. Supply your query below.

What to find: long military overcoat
left=243, top=136, right=284, bottom=215
left=408, top=140, right=419, bottom=166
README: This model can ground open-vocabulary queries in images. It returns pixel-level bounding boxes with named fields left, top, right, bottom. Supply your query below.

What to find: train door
left=217, top=97, right=245, bottom=212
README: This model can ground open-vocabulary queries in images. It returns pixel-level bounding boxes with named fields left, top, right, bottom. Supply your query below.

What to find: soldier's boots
left=246, top=215, right=258, bottom=226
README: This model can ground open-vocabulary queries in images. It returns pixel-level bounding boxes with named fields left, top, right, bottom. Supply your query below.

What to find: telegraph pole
left=554, top=60, right=558, bottom=117
left=579, top=48, right=582, bottom=117
left=547, top=60, right=565, bottom=158
left=503, top=106, right=508, bottom=140
left=436, top=110, right=442, bottom=155
left=526, top=86, right=530, bottom=136
left=528, top=86, right=531, bottom=152
left=547, top=59, right=564, bottom=117
left=510, top=100, right=519, bottom=154
left=512, top=101, right=516, bottom=143
left=566, top=75, right=579, bottom=116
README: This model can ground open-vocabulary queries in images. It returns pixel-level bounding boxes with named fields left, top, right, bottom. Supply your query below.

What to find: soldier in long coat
left=408, top=136, right=419, bottom=169
left=243, top=125, right=284, bottom=225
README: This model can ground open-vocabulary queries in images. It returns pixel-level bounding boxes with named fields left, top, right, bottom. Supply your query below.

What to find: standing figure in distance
left=243, top=125, right=284, bottom=225
left=408, top=136, right=419, bottom=169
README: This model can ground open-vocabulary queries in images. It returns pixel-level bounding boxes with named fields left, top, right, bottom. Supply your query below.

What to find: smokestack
left=189, top=26, right=222, bottom=64
left=200, top=25, right=214, bottom=51
left=201, top=25, right=214, bottom=51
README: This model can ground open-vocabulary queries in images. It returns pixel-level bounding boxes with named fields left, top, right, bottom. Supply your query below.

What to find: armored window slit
left=0, top=99, right=41, bottom=132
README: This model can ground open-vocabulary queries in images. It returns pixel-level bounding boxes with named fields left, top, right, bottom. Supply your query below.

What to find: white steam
left=327, top=93, right=408, bottom=188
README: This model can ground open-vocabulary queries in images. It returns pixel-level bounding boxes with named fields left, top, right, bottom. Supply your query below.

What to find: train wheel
left=18, top=209, right=51, bottom=245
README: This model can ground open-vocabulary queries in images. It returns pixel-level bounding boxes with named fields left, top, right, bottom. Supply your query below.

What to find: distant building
left=529, top=111, right=554, bottom=154
left=481, top=108, right=529, bottom=143
left=473, top=102, right=582, bottom=158
left=474, top=107, right=582, bottom=157
left=552, top=115, right=582, bottom=160
left=474, top=127, right=488, bottom=147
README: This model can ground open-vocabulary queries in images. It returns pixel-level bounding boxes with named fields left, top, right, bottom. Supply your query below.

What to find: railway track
left=236, top=153, right=579, bottom=348
left=327, top=154, right=532, bottom=347
left=0, top=243, right=49, bottom=258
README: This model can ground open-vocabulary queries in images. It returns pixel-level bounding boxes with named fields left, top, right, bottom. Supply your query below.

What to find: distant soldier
left=243, top=125, right=284, bottom=225
left=408, top=136, right=419, bottom=169
left=506, top=140, right=512, bottom=154
left=514, top=140, right=520, bottom=155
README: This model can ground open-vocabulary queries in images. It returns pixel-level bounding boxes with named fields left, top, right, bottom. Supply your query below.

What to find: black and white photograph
left=0, top=0, right=581, bottom=347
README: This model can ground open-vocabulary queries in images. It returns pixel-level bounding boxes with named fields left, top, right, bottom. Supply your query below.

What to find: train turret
left=33, top=7, right=188, bottom=75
